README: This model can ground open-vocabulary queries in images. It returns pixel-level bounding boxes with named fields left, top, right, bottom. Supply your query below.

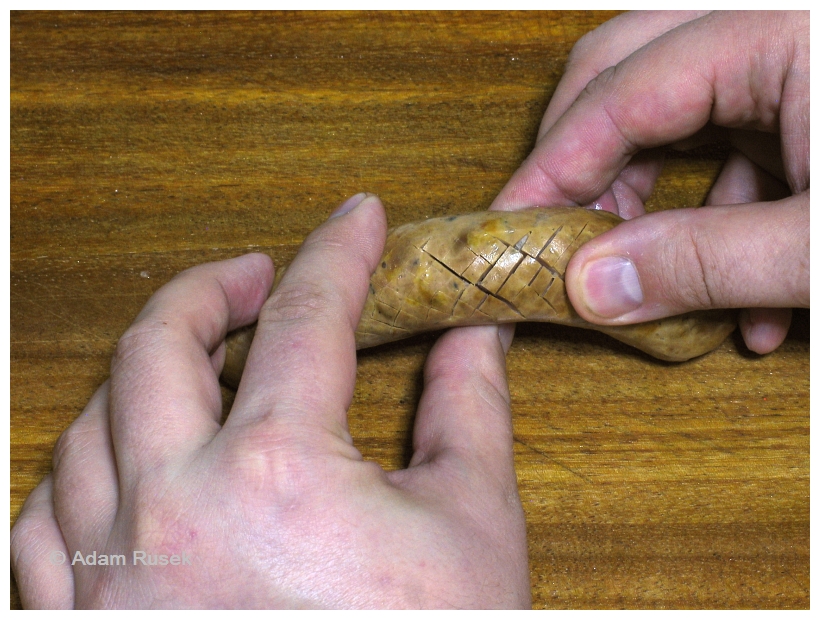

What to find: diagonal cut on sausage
left=221, top=208, right=737, bottom=388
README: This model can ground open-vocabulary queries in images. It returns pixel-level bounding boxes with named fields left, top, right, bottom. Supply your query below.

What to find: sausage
left=221, top=208, right=737, bottom=388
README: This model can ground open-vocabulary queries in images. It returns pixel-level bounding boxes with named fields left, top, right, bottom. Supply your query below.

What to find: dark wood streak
left=10, top=11, right=808, bottom=609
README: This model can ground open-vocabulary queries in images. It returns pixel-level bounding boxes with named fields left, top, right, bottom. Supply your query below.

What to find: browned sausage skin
left=222, top=208, right=737, bottom=388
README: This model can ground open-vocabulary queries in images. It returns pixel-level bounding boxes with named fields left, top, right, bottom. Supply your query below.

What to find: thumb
left=409, top=324, right=516, bottom=481
left=566, top=193, right=809, bottom=324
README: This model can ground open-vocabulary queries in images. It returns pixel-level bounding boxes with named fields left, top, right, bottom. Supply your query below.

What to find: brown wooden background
left=10, top=11, right=809, bottom=609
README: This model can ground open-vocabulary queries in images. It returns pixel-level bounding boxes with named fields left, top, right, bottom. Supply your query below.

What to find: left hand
left=10, top=194, right=531, bottom=609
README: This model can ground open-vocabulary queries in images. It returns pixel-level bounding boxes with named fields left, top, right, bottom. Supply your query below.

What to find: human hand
left=491, top=11, right=809, bottom=355
left=10, top=193, right=530, bottom=609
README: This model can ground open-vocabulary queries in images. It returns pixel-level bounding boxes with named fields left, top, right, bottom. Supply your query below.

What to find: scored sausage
left=221, top=208, right=737, bottom=388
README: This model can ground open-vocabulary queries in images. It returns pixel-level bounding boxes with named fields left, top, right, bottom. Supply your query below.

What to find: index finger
left=537, top=11, right=709, bottom=140
left=109, top=253, right=273, bottom=482
left=492, top=11, right=806, bottom=210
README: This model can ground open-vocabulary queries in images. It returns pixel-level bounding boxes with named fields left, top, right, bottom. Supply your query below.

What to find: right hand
left=492, top=11, right=809, bottom=354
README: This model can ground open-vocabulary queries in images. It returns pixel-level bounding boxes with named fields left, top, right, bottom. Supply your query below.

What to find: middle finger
left=227, top=194, right=386, bottom=443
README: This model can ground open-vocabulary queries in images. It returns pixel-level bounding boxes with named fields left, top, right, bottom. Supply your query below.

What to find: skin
left=11, top=11, right=808, bottom=608
left=10, top=195, right=530, bottom=609
left=222, top=208, right=738, bottom=390
left=491, top=10, right=809, bottom=355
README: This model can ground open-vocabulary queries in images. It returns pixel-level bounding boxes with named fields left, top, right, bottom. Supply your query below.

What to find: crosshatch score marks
left=348, top=207, right=737, bottom=363
left=356, top=208, right=608, bottom=344
left=222, top=208, right=738, bottom=389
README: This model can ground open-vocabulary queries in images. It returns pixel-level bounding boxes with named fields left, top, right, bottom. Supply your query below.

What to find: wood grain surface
left=10, top=11, right=809, bottom=609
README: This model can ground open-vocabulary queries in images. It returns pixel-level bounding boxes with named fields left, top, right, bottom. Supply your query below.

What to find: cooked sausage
left=221, top=208, right=737, bottom=388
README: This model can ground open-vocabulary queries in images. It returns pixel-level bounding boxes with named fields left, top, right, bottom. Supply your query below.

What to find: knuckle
left=476, top=368, right=512, bottom=411
left=222, top=422, right=314, bottom=500
left=51, top=425, right=84, bottom=471
left=10, top=484, right=59, bottom=576
left=52, top=415, right=108, bottom=474
left=259, top=280, right=336, bottom=327
left=578, top=64, right=618, bottom=102
left=659, top=222, right=723, bottom=310
left=110, top=321, right=168, bottom=375
left=127, top=489, right=188, bottom=552
left=687, top=228, right=739, bottom=308
left=10, top=512, right=41, bottom=568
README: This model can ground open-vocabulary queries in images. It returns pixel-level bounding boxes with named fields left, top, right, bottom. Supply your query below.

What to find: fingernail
left=580, top=256, right=643, bottom=318
left=329, top=192, right=368, bottom=218
left=497, top=323, right=515, bottom=354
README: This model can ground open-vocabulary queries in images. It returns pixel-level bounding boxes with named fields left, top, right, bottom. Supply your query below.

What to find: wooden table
left=10, top=11, right=809, bottom=609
